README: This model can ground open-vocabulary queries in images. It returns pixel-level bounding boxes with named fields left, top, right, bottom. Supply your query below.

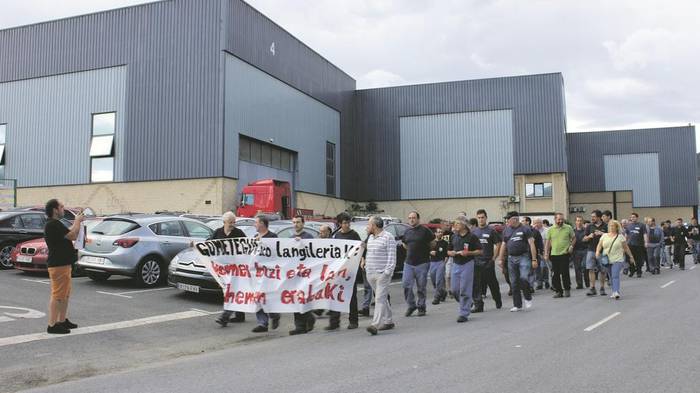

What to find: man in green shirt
left=544, top=213, right=576, bottom=298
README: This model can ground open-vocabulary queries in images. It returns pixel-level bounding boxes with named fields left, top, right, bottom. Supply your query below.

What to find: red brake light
left=113, top=238, right=139, bottom=248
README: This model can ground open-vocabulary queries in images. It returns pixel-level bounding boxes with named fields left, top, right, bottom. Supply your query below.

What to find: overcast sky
left=2, top=0, right=698, bottom=147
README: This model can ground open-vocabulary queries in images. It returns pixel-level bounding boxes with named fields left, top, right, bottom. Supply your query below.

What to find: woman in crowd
left=596, top=219, right=636, bottom=299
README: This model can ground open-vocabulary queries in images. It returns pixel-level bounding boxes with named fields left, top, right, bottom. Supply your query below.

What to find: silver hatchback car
left=78, top=215, right=213, bottom=287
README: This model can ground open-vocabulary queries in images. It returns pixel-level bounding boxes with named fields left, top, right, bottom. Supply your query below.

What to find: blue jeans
left=403, top=262, right=429, bottom=310
left=451, top=261, right=474, bottom=318
left=693, top=241, right=700, bottom=263
left=646, top=246, right=661, bottom=271
left=508, top=254, right=532, bottom=309
left=607, top=261, right=624, bottom=293
left=429, top=260, right=446, bottom=300
left=255, top=310, right=279, bottom=327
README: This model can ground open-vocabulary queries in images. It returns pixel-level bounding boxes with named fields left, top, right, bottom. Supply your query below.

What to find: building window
left=326, top=141, right=335, bottom=196
left=239, top=135, right=295, bottom=172
left=90, top=112, right=115, bottom=182
left=526, top=182, right=552, bottom=198
left=0, top=124, right=6, bottom=179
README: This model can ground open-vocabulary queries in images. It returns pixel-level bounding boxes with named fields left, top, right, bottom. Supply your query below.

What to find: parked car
left=12, top=218, right=103, bottom=275
left=7, top=206, right=95, bottom=221
left=169, top=224, right=320, bottom=295
left=350, top=221, right=409, bottom=276
left=0, top=211, right=51, bottom=269
left=77, top=215, right=214, bottom=287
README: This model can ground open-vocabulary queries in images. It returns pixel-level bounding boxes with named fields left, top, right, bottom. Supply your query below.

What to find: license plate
left=16, top=255, right=32, bottom=263
left=82, top=256, right=106, bottom=265
left=177, top=283, right=200, bottom=293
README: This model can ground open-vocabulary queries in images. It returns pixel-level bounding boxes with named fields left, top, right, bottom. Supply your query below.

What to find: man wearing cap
left=446, top=216, right=482, bottom=323
left=497, top=212, right=538, bottom=312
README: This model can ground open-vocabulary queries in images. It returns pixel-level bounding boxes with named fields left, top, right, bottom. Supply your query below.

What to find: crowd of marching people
left=205, top=208, right=698, bottom=336
left=41, top=197, right=697, bottom=336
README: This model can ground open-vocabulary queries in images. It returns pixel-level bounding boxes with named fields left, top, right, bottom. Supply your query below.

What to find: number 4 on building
left=270, top=42, right=276, bottom=56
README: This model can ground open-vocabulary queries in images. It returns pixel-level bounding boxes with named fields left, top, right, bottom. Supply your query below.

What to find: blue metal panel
left=0, top=0, right=224, bottom=182
left=400, top=110, right=514, bottom=199
left=567, top=126, right=697, bottom=207
left=604, top=153, right=661, bottom=207
left=0, top=67, right=126, bottom=187
left=223, top=54, right=340, bottom=195
left=354, top=73, right=567, bottom=201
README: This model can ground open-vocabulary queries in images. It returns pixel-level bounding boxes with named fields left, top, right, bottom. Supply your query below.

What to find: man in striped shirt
left=363, top=216, right=397, bottom=335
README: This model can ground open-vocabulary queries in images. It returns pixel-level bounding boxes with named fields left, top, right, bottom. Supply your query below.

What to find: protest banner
left=194, top=238, right=363, bottom=313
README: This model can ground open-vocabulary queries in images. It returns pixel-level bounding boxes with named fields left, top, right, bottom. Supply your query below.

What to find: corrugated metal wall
left=399, top=110, right=514, bottom=199
left=354, top=73, right=567, bottom=201
left=567, top=126, right=698, bottom=207
left=223, top=0, right=356, bottom=199
left=604, top=153, right=661, bottom=207
left=0, top=0, right=224, bottom=183
left=223, top=54, right=340, bottom=196
left=0, top=67, right=127, bottom=187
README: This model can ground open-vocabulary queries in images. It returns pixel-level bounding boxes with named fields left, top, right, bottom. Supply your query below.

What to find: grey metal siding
left=0, top=67, right=126, bottom=187
left=223, top=54, right=340, bottom=195
left=567, top=126, right=698, bottom=207
left=354, top=73, right=567, bottom=201
left=400, top=110, right=514, bottom=199
left=223, top=0, right=355, bottom=199
left=604, top=153, right=661, bottom=207
left=0, top=0, right=223, bottom=183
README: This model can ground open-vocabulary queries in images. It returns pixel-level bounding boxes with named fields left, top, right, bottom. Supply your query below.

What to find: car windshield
left=91, top=219, right=139, bottom=236
left=241, top=193, right=254, bottom=206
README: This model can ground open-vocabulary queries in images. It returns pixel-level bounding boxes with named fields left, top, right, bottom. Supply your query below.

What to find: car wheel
left=134, top=256, right=163, bottom=287
left=87, top=271, right=111, bottom=281
left=0, top=245, right=15, bottom=270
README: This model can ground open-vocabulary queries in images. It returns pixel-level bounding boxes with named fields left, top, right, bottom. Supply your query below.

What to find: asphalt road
left=2, top=257, right=699, bottom=393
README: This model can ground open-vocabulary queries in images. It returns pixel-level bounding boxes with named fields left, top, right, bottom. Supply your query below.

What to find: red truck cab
left=236, top=179, right=293, bottom=219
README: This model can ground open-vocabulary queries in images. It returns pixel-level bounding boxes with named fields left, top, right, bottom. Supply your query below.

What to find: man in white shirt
left=363, top=216, right=397, bottom=335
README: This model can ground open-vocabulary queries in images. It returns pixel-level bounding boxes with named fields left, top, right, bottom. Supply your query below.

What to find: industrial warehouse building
left=0, top=0, right=697, bottom=222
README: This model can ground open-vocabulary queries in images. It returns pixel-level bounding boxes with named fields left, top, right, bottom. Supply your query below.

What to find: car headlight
left=168, top=256, right=179, bottom=272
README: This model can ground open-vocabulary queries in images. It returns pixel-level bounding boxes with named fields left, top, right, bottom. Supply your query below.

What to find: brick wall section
left=16, top=178, right=236, bottom=216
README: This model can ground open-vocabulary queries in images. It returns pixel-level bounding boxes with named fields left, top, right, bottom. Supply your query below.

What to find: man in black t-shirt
left=429, top=228, right=449, bottom=305
left=687, top=218, right=700, bottom=264
left=583, top=210, right=608, bottom=296
left=446, top=216, right=482, bottom=323
left=472, top=210, right=503, bottom=311
left=671, top=218, right=690, bottom=270
left=402, top=211, right=435, bottom=317
left=252, top=216, right=280, bottom=333
left=44, top=199, right=84, bottom=334
left=327, top=213, right=363, bottom=330
left=213, top=212, right=247, bottom=328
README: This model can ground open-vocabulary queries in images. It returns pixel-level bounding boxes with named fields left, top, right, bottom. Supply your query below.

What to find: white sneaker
left=610, top=293, right=615, bottom=298
left=524, top=300, right=533, bottom=309
left=509, top=307, right=521, bottom=312
left=613, top=292, right=620, bottom=299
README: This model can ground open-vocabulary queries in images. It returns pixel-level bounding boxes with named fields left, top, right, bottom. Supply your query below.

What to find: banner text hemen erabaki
left=194, top=238, right=362, bottom=313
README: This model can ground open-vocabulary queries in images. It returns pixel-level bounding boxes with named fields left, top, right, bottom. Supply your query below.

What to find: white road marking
left=514, top=345, right=522, bottom=348
left=584, top=312, right=621, bottom=332
left=96, top=287, right=175, bottom=298
left=660, top=280, right=676, bottom=289
left=21, top=278, right=50, bottom=285
left=96, top=291, right=133, bottom=299
left=690, top=265, right=696, bottom=270
left=0, top=310, right=209, bottom=348
left=117, top=287, right=175, bottom=295
left=189, top=308, right=219, bottom=315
